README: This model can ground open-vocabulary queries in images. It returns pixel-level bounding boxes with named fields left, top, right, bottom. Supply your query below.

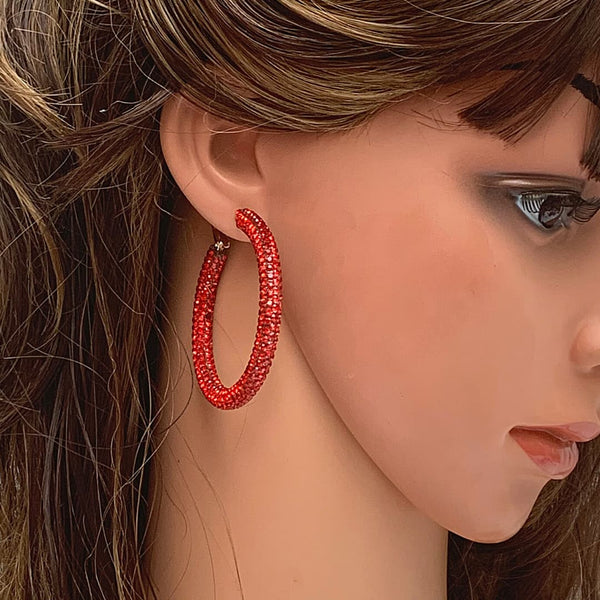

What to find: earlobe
left=159, top=93, right=265, bottom=241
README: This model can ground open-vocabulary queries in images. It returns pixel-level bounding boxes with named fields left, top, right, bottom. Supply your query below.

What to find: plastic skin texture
left=146, top=82, right=600, bottom=599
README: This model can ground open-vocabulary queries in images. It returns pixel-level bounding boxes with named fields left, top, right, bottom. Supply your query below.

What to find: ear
left=159, top=94, right=266, bottom=242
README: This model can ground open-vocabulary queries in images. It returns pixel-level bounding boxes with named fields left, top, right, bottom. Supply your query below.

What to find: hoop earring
left=192, top=208, right=283, bottom=410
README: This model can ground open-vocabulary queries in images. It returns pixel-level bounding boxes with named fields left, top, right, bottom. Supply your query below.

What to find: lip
left=510, top=422, right=600, bottom=479
left=510, top=428, right=580, bottom=479
left=516, top=422, right=600, bottom=443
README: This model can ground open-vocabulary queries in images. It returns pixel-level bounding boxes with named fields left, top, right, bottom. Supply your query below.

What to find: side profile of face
left=159, top=79, right=600, bottom=568
left=249, top=83, right=600, bottom=543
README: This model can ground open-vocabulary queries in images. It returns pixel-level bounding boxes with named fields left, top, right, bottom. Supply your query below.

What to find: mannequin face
left=255, top=84, right=600, bottom=543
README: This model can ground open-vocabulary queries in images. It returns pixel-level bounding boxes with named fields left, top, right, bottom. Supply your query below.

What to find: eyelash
left=509, top=190, right=600, bottom=232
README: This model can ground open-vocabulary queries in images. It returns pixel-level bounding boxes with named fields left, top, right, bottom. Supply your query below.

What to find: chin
left=464, top=525, right=524, bottom=544
left=440, top=483, right=543, bottom=545
left=454, top=507, right=533, bottom=545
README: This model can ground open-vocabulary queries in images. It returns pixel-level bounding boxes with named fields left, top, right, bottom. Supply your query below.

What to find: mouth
left=518, top=423, right=600, bottom=443
left=509, top=427, right=579, bottom=479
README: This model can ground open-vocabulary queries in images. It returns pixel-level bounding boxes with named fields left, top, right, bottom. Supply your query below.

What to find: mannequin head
left=2, top=1, right=600, bottom=599
left=159, top=80, right=600, bottom=547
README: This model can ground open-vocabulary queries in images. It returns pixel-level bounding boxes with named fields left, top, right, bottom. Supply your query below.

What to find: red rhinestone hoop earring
left=191, top=208, right=283, bottom=410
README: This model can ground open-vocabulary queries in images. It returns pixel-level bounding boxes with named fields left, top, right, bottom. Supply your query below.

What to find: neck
left=145, top=202, right=449, bottom=599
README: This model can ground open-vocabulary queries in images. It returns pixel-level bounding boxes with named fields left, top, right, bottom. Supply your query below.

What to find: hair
left=2, top=1, right=600, bottom=598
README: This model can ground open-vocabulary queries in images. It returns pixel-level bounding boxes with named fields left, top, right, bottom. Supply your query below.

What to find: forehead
left=374, top=83, right=593, bottom=188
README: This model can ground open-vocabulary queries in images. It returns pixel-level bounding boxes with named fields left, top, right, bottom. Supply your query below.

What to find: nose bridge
left=565, top=231, right=600, bottom=374
left=560, top=166, right=600, bottom=376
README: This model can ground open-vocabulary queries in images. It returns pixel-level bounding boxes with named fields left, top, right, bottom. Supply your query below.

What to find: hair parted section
left=1, top=1, right=600, bottom=599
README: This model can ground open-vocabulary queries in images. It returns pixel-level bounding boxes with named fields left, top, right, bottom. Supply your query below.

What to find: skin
left=146, top=82, right=600, bottom=599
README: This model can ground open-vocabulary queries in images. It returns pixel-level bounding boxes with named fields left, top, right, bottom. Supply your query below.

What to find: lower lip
left=510, top=428, right=579, bottom=478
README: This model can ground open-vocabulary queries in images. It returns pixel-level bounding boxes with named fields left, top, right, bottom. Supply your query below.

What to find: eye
left=509, top=190, right=600, bottom=232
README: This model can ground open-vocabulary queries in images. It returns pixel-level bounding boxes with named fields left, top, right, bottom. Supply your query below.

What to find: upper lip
left=513, top=422, right=600, bottom=443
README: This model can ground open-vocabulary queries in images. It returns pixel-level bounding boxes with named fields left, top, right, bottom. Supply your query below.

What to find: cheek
left=332, top=197, right=513, bottom=430
left=274, top=166, right=546, bottom=541
left=313, top=180, right=529, bottom=404
left=362, top=201, right=496, bottom=352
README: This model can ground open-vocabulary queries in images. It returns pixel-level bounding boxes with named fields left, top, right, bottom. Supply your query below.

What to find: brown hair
left=1, top=1, right=600, bottom=598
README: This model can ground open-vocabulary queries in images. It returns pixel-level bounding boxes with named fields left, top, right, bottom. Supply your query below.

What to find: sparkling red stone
left=191, top=208, right=283, bottom=410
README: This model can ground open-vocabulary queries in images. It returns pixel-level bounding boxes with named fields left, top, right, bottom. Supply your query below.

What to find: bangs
left=458, top=61, right=600, bottom=181
left=454, top=20, right=600, bottom=180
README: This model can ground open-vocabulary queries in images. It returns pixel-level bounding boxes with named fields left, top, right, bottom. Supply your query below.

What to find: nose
left=570, top=318, right=600, bottom=373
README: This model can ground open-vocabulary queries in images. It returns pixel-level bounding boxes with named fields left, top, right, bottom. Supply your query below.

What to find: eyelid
left=476, top=172, right=586, bottom=193
left=475, top=173, right=600, bottom=232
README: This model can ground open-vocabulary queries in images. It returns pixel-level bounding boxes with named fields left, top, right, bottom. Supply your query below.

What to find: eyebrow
left=570, top=73, right=600, bottom=108
left=501, top=62, right=600, bottom=108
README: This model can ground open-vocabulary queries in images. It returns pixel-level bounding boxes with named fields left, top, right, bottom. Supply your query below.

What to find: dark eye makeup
left=476, top=173, right=600, bottom=233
